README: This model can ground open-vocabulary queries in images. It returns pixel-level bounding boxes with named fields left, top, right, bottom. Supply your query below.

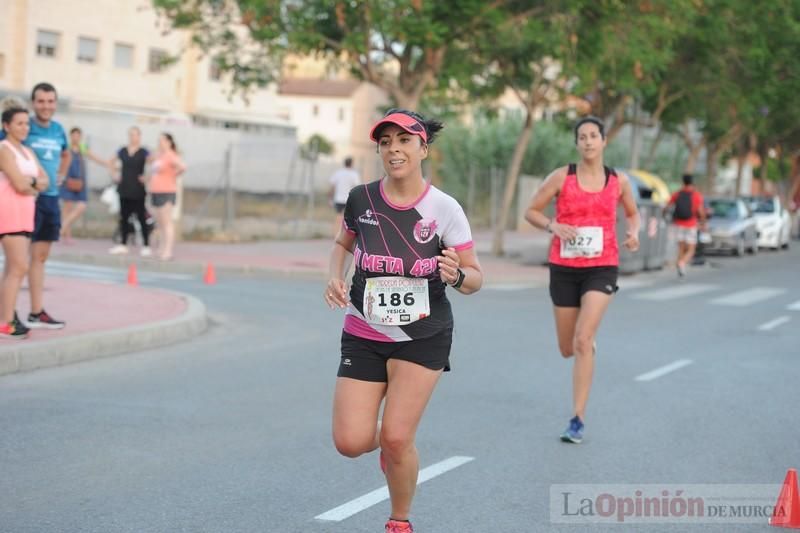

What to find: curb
left=0, top=291, right=208, bottom=377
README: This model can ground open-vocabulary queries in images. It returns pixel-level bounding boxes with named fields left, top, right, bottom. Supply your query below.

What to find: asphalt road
left=1, top=246, right=798, bottom=533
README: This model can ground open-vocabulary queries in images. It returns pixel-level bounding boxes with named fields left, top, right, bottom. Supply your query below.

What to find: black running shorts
left=549, top=264, right=619, bottom=307
left=338, top=329, right=453, bottom=382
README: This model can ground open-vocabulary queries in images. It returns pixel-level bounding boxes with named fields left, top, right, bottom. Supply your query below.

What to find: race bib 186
left=363, top=277, right=430, bottom=326
left=560, top=226, right=604, bottom=258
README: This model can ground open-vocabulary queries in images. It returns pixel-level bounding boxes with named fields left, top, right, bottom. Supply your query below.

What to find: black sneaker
left=12, top=312, right=30, bottom=336
left=26, top=309, right=66, bottom=330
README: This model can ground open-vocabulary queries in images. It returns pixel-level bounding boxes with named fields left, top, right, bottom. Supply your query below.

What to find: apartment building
left=0, top=0, right=292, bottom=129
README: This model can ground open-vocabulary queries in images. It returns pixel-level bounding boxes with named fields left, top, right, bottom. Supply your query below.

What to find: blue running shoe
left=560, top=415, right=584, bottom=443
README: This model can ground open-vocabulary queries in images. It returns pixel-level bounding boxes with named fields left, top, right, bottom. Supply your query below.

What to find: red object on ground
left=127, top=263, right=138, bottom=286
left=203, top=263, right=216, bottom=285
left=770, top=468, right=800, bottom=528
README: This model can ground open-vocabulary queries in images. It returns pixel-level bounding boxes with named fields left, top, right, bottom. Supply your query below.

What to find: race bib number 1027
left=363, top=277, right=430, bottom=325
left=560, top=226, right=604, bottom=258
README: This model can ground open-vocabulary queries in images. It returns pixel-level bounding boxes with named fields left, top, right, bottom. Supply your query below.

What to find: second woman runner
left=525, top=116, right=640, bottom=444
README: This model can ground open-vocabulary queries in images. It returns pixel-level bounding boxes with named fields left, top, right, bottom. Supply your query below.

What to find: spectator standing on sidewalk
left=59, top=127, right=107, bottom=243
left=0, top=83, right=72, bottom=330
left=0, top=105, right=48, bottom=339
left=664, top=174, right=706, bottom=276
left=525, top=116, right=640, bottom=444
left=328, top=156, right=361, bottom=237
left=147, top=132, right=186, bottom=261
left=109, top=126, right=152, bottom=257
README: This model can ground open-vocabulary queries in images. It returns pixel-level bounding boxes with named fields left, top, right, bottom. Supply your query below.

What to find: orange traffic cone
left=203, top=263, right=216, bottom=285
left=770, top=468, right=800, bottom=528
left=127, top=263, right=138, bottom=286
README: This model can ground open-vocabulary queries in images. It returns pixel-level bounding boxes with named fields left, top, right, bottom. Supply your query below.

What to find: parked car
left=705, top=197, right=759, bottom=256
left=742, top=195, right=791, bottom=250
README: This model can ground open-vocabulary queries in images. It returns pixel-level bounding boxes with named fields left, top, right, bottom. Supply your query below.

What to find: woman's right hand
left=551, top=222, right=578, bottom=242
left=324, top=278, right=349, bottom=309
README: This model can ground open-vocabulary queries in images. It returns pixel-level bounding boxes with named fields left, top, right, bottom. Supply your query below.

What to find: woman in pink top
left=0, top=106, right=48, bottom=339
left=525, top=117, right=640, bottom=443
left=147, top=133, right=186, bottom=261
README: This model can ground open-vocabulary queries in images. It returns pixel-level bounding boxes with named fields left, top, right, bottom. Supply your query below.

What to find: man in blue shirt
left=23, top=83, right=70, bottom=328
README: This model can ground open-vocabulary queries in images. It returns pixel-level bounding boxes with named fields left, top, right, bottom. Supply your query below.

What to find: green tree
left=300, top=133, right=334, bottom=161
left=443, top=2, right=582, bottom=254
left=740, top=0, right=800, bottom=188
left=571, top=0, right=698, bottom=141
left=651, top=0, right=800, bottom=194
left=437, top=115, right=578, bottom=220
left=153, top=0, right=522, bottom=110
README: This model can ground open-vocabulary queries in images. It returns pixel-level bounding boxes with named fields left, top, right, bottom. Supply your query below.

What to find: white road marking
left=635, top=359, right=694, bottom=382
left=315, top=455, right=475, bottom=522
left=787, top=300, right=800, bottom=311
left=632, top=284, right=718, bottom=301
left=710, top=287, right=785, bottom=307
left=757, top=316, right=791, bottom=331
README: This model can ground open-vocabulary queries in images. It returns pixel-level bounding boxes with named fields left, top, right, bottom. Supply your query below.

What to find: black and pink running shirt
left=342, top=179, right=474, bottom=342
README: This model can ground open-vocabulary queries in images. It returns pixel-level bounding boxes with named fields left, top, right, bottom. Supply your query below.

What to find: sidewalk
left=0, top=276, right=207, bottom=376
left=49, top=229, right=554, bottom=286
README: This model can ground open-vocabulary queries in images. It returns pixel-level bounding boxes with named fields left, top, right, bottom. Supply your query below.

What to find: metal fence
left=59, top=108, right=341, bottom=195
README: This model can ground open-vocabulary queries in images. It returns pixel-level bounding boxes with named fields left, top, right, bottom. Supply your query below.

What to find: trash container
left=643, top=204, right=668, bottom=270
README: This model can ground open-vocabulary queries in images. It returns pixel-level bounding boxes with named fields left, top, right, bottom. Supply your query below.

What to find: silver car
left=705, top=197, right=759, bottom=256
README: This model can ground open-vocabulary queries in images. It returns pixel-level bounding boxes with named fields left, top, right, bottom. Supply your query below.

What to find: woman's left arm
left=438, top=247, right=483, bottom=295
left=619, top=173, right=641, bottom=252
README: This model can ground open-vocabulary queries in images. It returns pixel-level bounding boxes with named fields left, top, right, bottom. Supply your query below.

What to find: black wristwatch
left=451, top=268, right=466, bottom=289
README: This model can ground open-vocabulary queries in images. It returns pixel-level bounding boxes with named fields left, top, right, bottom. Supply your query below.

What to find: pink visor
left=369, top=112, right=428, bottom=143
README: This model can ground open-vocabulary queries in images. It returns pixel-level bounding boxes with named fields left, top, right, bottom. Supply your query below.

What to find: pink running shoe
left=385, top=519, right=414, bottom=532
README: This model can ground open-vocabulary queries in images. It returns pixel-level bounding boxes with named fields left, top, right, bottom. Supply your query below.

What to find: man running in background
left=665, top=174, right=706, bottom=277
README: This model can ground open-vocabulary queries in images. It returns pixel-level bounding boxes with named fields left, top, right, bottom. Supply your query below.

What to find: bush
left=300, top=133, right=334, bottom=160
left=437, top=114, right=579, bottom=225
